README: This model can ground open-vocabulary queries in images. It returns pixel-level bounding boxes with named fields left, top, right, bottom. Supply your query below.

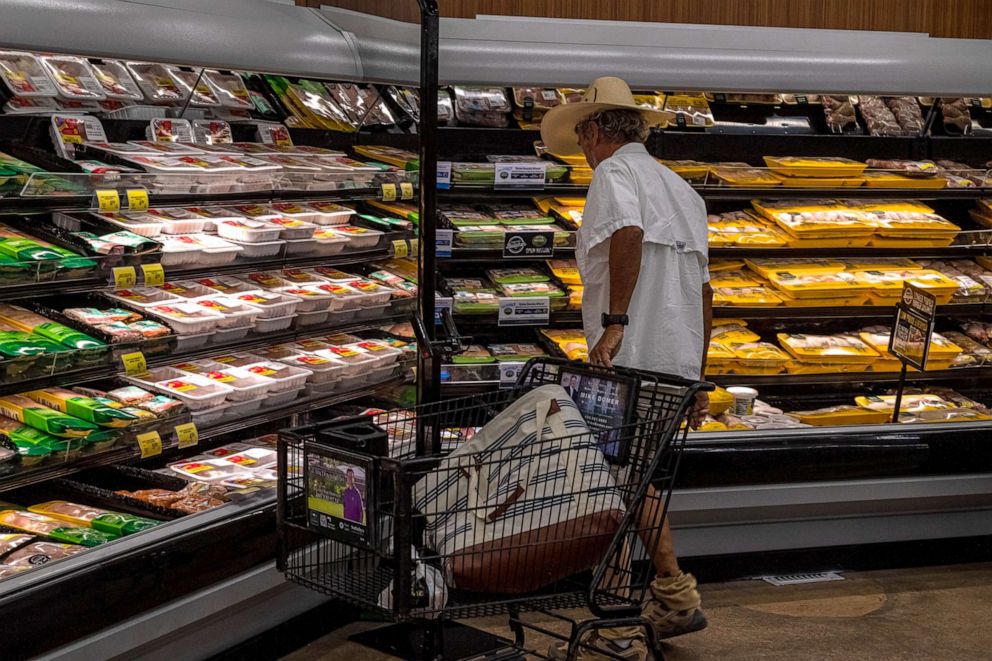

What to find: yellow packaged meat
left=839, top=257, right=922, bottom=272
left=709, top=270, right=764, bottom=289
left=785, top=361, right=869, bottom=374
left=862, top=210, right=960, bottom=238
left=852, top=269, right=960, bottom=304
left=766, top=270, right=870, bottom=299
left=728, top=342, right=791, bottom=373
left=763, top=156, right=868, bottom=178
left=775, top=289, right=870, bottom=307
left=777, top=333, right=880, bottom=364
left=711, top=164, right=781, bottom=187
left=858, top=330, right=963, bottom=367
left=707, top=211, right=789, bottom=247
left=712, top=324, right=760, bottom=345
left=765, top=208, right=875, bottom=238
left=855, top=394, right=952, bottom=414
left=546, top=259, right=581, bottom=285
left=658, top=159, right=710, bottom=180
left=705, top=341, right=736, bottom=374
left=788, top=405, right=890, bottom=426
left=862, top=172, right=947, bottom=189
left=709, top=259, right=747, bottom=273
left=744, top=258, right=846, bottom=277
left=772, top=174, right=866, bottom=188
left=713, top=286, right=784, bottom=307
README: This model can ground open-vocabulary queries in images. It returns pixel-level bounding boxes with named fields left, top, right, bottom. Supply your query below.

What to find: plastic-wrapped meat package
left=387, top=86, right=419, bottom=121
left=512, top=87, right=561, bottom=111
left=961, top=321, right=992, bottom=345
left=821, top=95, right=857, bottom=133
left=886, top=97, right=924, bottom=134
left=452, top=87, right=511, bottom=127
left=437, top=89, right=454, bottom=123
left=858, top=96, right=905, bottom=136
left=941, top=98, right=972, bottom=135
left=203, top=70, right=253, bottom=110
left=167, top=67, right=221, bottom=107
left=357, top=85, right=395, bottom=125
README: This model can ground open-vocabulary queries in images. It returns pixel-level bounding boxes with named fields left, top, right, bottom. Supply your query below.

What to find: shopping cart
left=277, top=357, right=711, bottom=660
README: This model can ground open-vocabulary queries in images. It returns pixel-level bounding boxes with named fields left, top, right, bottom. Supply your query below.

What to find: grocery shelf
left=709, top=366, right=992, bottom=388
left=696, top=186, right=988, bottom=201
left=162, top=244, right=397, bottom=280
left=709, top=244, right=991, bottom=259
left=0, top=307, right=411, bottom=398
left=0, top=369, right=410, bottom=495
left=712, top=303, right=987, bottom=320
left=451, top=310, right=583, bottom=328
left=441, top=246, right=576, bottom=264
left=684, top=418, right=992, bottom=447
left=0, top=276, right=108, bottom=303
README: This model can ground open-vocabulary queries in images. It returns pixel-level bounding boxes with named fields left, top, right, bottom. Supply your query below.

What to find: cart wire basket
left=277, top=357, right=710, bottom=657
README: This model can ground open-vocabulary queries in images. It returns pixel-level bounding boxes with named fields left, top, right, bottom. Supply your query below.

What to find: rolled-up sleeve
left=583, top=163, right=645, bottom=250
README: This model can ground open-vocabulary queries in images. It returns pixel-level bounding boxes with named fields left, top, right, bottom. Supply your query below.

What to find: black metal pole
left=416, top=0, right=441, bottom=455
left=891, top=361, right=908, bottom=424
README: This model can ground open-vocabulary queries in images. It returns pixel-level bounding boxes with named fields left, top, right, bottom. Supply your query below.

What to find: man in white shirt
left=541, top=77, right=712, bottom=660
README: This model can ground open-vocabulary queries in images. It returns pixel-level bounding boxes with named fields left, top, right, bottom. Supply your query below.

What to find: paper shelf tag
left=436, top=161, right=452, bottom=189
left=399, top=181, right=414, bottom=200
left=141, top=263, right=165, bottom=286
left=381, top=183, right=397, bottom=201
left=498, top=297, right=550, bottom=327
left=136, top=431, right=162, bottom=458
left=436, top=229, right=453, bottom=257
left=95, top=189, right=120, bottom=212
left=121, top=351, right=147, bottom=376
left=392, top=239, right=408, bottom=259
left=112, top=266, right=137, bottom=289
left=175, top=422, right=198, bottom=449
left=126, top=188, right=149, bottom=211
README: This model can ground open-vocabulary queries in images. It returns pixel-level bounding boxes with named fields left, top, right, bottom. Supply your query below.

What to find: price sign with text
left=112, top=266, right=137, bottom=288
left=175, top=422, right=199, bottom=449
left=136, top=431, right=162, bottom=458
left=494, top=162, right=547, bottom=189
left=94, top=189, right=120, bottom=212
left=889, top=283, right=937, bottom=371
left=498, top=297, right=550, bottom=327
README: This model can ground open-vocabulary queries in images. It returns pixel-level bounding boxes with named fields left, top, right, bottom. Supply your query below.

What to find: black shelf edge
left=441, top=247, right=576, bottom=264
left=709, top=366, right=992, bottom=388
left=712, top=303, right=986, bottom=320
left=164, top=245, right=395, bottom=280
left=0, top=277, right=107, bottom=304
left=452, top=310, right=583, bottom=328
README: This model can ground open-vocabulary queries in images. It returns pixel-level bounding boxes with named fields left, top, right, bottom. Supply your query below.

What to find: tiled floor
left=283, top=562, right=992, bottom=660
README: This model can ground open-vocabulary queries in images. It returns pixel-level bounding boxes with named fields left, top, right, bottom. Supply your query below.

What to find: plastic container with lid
left=144, top=208, right=208, bottom=234
left=154, top=373, right=233, bottom=410
left=241, top=361, right=312, bottom=392
left=90, top=60, right=143, bottom=100
left=182, top=206, right=244, bottom=233
left=252, top=313, right=293, bottom=334
left=777, top=333, right=881, bottom=364
left=92, top=211, right=164, bottom=238
left=278, top=287, right=335, bottom=312
left=194, top=365, right=271, bottom=402
left=325, top=225, right=383, bottom=250
left=235, top=291, right=300, bottom=319
left=158, top=235, right=205, bottom=267
left=40, top=55, right=107, bottom=101
left=306, top=202, right=357, bottom=226
left=241, top=271, right=293, bottom=291
left=106, top=287, right=181, bottom=310
left=169, top=457, right=251, bottom=483
left=303, top=283, right=367, bottom=311
left=145, top=302, right=224, bottom=335
left=343, top=279, right=395, bottom=307
left=195, top=296, right=261, bottom=329
left=276, top=353, right=346, bottom=384
left=125, top=62, right=184, bottom=103
left=267, top=202, right=321, bottom=224
left=283, top=237, right=318, bottom=257
left=345, top=340, right=403, bottom=368
left=194, top=276, right=255, bottom=297
left=216, top=218, right=282, bottom=244
left=314, top=345, right=378, bottom=377
left=153, top=281, right=214, bottom=301
left=0, top=51, right=58, bottom=97
left=309, top=228, right=349, bottom=256
left=266, top=217, right=317, bottom=240
left=292, top=309, right=330, bottom=328
left=186, top=234, right=243, bottom=267
left=225, top=237, right=285, bottom=259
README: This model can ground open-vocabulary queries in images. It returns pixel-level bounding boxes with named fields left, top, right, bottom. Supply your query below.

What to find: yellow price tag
left=141, top=263, right=165, bottom=286
left=381, top=183, right=397, bottom=202
left=136, top=431, right=162, bottom=459
left=409, top=239, right=420, bottom=258
left=174, top=422, right=198, bottom=449
left=126, top=188, right=149, bottom=211
left=400, top=181, right=414, bottom=200
left=121, top=351, right=147, bottom=376
left=112, top=266, right=137, bottom=289
left=95, top=189, right=120, bottom=212
left=392, top=239, right=409, bottom=259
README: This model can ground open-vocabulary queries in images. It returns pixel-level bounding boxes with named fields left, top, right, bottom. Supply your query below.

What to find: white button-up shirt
left=576, top=142, right=709, bottom=380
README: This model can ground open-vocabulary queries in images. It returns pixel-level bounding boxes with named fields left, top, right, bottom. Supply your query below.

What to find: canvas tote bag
left=413, top=385, right=625, bottom=593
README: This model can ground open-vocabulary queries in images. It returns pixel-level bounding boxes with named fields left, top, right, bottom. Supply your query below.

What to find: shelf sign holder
left=888, top=283, right=937, bottom=422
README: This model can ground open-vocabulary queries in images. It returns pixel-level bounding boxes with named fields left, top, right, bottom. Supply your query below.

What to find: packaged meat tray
left=276, top=352, right=346, bottom=384
left=713, top=286, right=784, bottom=307
left=278, top=287, right=335, bottom=312
left=710, top=164, right=781, bottom=188
left=763, top=156, right=867, bottom=178
left=766, top=270, right=869, bottom=299
left=346, top=340, right=403, bottom=368
left=342, top=279, right=394, bottom=306
left=166, top=67, right=220, bottom=107
left=777, top=333, right=880, bottom=364
left=24, top=388, right=138, bottom=428
left=192, top=365, right=271, bottom=402
left=90, top=60, right=143, bottom=100
left=144, top=208, right=209, bottom=234
left=216, top=218, right=282, bottom=244
left=153, top=374, right=233, bottom=410
left=144, top=302, right=224, bottom=334
left=90, top=211, right=163, bottom=238
left=40, top=55, right=107, bottom=101
left=323, top=225, right=383, bottom=250
left=234, top=291, right=300, bottom=319
left=708, top=212, right=789, bottom=247
left=169, top=458, right=251, bottom=483
left=194, top=297, right=261, bottom=329
left=788, top=405, right=891, bottom=427
left=241, top=361, right=312, bottom=392
left=303, top=283, right=367, bottom=311
left=489, top=343, right=545, bottom=362
left=305, top=202, right=356, bottom=226
left=29, top=501, right=157, bottom=536
left=0, top=509, right=114, bottom=546
left=852, top=269, right=960, bottom=305
left=203, top=70, right=253, bottom=109
left=727, top=342, right=791, bottom=374
left=125, top=62, right=184, bottom=103
left=866, top=159, right=940, bottom=178
left=0, top=51, right=58, bottom=97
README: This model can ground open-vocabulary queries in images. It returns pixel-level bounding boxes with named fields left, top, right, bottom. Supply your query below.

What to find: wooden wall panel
left=297, top=0, right=992, bottom=39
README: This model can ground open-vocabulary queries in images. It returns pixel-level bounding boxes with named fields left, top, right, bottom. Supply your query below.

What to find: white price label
left=434, top=296, right=453, bottom=325
left=499, top=361, right=525, bottom=388
left=498, top=297, right=550, bottom=326
left=436, top=161, right=452, bottom=189
left=494, top=162, right=546, bottom=189
left=436, top=229, right=453, bottom=257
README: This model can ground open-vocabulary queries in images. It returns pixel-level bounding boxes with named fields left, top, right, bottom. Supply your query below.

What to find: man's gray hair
left=582, top=108, right=649, bottom=144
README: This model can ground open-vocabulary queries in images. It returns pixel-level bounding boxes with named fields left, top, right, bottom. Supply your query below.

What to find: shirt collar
left=613, top=142, right=648, bottom=157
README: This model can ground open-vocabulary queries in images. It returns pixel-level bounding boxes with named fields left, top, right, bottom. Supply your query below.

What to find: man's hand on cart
left=589, top=326, right=624, bottom=368
left=689, top=391, right=709, bottom=429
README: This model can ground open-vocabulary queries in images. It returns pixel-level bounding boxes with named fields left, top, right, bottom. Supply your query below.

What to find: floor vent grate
left=760, top=572, right=844, bottom=586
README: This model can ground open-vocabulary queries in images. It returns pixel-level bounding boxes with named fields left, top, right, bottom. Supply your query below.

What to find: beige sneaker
left=641, top=573, right=708, bottom=640
left=547, top=630, right=650, bottom=660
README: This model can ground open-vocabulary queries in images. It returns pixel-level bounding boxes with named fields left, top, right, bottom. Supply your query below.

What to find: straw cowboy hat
left=540, top=76, right=674, bottom=155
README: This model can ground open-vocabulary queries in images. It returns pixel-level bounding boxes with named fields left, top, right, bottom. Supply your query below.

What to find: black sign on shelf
left=503, top=231, right=555, bottom=258
left=887, top=283, right=938, bottom=423
left=888, top=283, right=937, bottom=372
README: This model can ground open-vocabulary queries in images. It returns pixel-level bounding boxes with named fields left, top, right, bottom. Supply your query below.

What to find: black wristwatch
left=601, top=313, right=629, bottom=328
